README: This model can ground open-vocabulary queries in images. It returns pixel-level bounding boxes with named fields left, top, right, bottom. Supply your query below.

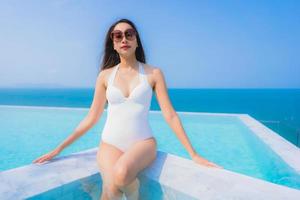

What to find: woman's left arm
left=153, top=68, right=223, bottom=169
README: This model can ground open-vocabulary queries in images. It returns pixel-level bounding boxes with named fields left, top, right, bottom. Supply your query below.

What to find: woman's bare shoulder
left=143, top=63, right=164, bottom=88
left=98, top=65, right=117, bottom=88
left=144, top=63, right=165, bottom=81
left=143, top=63, right=162, bottom=75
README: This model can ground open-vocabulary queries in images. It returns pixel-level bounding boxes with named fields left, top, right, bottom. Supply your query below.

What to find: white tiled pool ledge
left=238, top=114, right=300, bottom=173
left=1, top=148, right=300, bottom=200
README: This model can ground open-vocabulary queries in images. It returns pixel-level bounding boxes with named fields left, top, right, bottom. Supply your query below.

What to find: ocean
left=0, top=88, right=299, bottom=147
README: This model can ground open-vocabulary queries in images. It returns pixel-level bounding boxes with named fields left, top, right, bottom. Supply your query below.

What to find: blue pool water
left=28, top=173, right=197, bottom=200
left=0, top=105, right=300, bottom=190
left=0, top=88, right=299, bottom=147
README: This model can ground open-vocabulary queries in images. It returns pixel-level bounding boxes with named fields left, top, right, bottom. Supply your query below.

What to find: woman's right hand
left=192, top=153, right=224, bottom=169
left=32, top=148, right=61, bottom=164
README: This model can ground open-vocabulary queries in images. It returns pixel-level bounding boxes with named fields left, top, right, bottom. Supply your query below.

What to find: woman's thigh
left=96, top=141, right=124, bottom=185
left=114, top=137, right=157, bottom=179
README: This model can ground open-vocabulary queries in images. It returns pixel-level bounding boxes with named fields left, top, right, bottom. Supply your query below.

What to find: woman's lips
left=121, top=46, right=131, bottom=49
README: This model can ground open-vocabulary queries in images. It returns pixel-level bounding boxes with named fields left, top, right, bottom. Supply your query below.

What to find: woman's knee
left=113, top=163, right=130, bottom=187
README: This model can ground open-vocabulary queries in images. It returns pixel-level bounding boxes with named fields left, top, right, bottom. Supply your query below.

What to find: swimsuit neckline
left=111, top=61, right=143, bottom=100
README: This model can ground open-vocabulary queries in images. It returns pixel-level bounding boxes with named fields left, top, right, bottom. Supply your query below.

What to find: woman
left=33, top=18, right=223, bottom=200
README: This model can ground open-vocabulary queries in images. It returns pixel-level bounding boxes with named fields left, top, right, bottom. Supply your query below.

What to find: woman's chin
left=119, top=52, right=134, bottom=58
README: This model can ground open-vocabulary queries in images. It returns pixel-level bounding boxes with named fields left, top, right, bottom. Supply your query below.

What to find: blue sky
left=0, top=0, right=299, bottom=88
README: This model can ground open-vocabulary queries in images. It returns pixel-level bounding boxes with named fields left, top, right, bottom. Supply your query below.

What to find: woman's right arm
left=32, top=70, right=108, bottom=164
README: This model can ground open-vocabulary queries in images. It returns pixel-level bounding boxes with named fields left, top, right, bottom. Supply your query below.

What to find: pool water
left=27, top=173, right=197, bottom=200
left=0, top=105, right=300, bottom=190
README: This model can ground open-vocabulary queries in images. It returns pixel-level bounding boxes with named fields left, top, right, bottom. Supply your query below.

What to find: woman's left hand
left=192, top=153, right=223, bottom=169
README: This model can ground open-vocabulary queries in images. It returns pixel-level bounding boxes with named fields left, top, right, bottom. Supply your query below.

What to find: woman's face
left=111, top=23, right=138, bottom=58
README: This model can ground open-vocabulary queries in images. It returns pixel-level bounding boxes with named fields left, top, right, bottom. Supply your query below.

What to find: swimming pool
left=2, top=148, right=299, bottom=199
left=27, top=172, right=197, bottom=200
left=0, top=105, right=300, bottom=191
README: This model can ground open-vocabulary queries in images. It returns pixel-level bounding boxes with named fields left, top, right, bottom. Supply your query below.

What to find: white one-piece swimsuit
left=101, top=61, right=154, bottom=152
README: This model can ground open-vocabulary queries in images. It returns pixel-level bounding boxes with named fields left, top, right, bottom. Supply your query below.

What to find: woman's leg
left=96, top=141, right=124, bottom=200
left=113, top=137, right=157, bottom=199
left=122, top=177, right=140, bottom=200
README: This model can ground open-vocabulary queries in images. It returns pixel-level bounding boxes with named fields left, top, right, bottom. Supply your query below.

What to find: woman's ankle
left=123, top=178, right=140, bottom=197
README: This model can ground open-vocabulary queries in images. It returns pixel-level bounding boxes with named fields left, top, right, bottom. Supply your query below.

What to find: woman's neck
left=119, top=56, right=138, bottom=70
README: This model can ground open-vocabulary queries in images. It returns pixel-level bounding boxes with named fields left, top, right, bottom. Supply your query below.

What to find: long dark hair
left=99, top=18, right=146, bottom=73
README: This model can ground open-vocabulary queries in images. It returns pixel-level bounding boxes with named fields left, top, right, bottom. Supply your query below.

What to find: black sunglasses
left=110, top=28, right=137, bottom=42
